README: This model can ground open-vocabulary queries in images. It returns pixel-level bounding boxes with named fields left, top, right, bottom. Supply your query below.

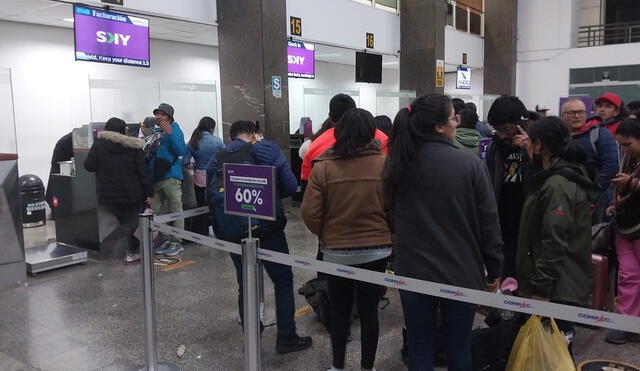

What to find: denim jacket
left=182, top=131, right=225, bottom=170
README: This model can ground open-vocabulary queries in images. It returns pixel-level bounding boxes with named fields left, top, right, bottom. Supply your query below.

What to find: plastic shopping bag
left=506, top=315, right=575, bottom=371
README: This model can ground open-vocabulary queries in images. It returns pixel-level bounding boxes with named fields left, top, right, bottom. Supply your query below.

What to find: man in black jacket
left=85, top=117, right=153, bottom=264
left=486, top=95, right=531, bottom=279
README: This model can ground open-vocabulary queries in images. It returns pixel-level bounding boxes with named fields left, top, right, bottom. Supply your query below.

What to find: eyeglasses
left=562, top=110, right=586, bottom=116
left=495, top=123, right=516, bottom=134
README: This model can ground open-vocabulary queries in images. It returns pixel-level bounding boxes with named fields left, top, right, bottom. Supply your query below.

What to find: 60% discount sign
left=224, top=163, right=276, bottom=221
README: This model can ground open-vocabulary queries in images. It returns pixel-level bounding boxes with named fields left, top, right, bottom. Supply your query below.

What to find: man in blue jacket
left=207, top=121, right=312, bottom=355
left=561, top=98, right=619, bottom=223
left=149, top=103, right=187, bottom=256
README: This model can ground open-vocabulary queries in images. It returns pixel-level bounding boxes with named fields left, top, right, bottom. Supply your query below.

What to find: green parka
left=516, top=158, right=598, bottom=306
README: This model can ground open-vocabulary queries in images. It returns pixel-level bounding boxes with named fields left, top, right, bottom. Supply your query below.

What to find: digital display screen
left=288, top=41, right=315, bottom=79
left=74, top=4, right=150, bottom=68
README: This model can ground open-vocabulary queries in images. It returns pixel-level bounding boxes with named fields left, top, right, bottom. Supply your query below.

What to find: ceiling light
left=62, top=18, right=74, bottom=23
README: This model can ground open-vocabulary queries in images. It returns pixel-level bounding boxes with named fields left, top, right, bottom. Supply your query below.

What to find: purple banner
left=74, top=5, right=150, bottom=67
left=288, top=41, right=315, bottom=79
left=224, top=164, right=276, bottom=221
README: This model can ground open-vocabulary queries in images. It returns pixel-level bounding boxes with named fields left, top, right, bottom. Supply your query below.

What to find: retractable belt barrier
left=152, top=208, right=640, bottom=334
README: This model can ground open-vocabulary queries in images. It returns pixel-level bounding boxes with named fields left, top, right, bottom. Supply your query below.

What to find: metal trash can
left=20, top=174, right=46, bottom=228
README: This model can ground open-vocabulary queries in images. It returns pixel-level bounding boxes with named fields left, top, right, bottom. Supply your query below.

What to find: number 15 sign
left=224, top=163, right=276, bottom=221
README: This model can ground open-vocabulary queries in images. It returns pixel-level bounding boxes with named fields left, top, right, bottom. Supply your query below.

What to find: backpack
left=297, top=277, right=331, bottom=331
left=212, top=142, right=255, bottom=188
left=143, top=132, right=163, bottom=160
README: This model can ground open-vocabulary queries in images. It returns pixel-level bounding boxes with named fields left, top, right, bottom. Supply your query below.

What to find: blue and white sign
left=456, top=67, right=471, bottom=90
left=272, top=76, right=282, bottom=98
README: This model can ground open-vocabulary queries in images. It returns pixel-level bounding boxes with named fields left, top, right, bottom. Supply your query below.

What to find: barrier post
left=138, top=213, right=180, bottom=371
left=242, top=216, right=262, bottom=371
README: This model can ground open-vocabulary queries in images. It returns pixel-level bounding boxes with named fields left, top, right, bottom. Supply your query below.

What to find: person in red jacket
left=301, top=94, right=388, bottom=181
left=587, top=93, right=625, bottom=136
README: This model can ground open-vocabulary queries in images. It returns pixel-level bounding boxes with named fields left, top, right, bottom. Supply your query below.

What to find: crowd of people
left=82, top=91, right=640, bottom=370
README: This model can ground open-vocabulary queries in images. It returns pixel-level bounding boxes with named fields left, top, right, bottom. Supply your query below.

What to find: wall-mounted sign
left=287, top=41, right=315, bottom=79
left=436, top=59, right=444, bottom=88
left=290, top=16, right=302, bottom=37
left=272, top=76, right=282, bottom=99
left=366, top=33, right=375, bottom=49
left=73, top=4, right=150, bottom=67
left=456, top=67, right=471, bottom=90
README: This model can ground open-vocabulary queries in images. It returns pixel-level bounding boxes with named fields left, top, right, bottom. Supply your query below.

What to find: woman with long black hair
left=183, top=116, right=224, bottom=235
left=517, top=116, right=598, bottom=352
left=383, top=94, right=503, bottom=371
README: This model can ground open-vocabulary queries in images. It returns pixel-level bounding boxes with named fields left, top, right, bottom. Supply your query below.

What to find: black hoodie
left=84, top=131, right=153, bottom=206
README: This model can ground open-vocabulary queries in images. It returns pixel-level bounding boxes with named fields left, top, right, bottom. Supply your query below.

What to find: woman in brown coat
left=301, top=108, right=392, bottom=371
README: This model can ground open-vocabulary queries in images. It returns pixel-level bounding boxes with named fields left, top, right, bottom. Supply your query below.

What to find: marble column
left=216, top=0, right=290, bottom=149
left=484, top=0, right=518, bottom=96
left=400, top=0, right=447, bottom=98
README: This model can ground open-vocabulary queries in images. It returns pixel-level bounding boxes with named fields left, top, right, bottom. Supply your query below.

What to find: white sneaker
left=123, top=253, right=141, bottom=264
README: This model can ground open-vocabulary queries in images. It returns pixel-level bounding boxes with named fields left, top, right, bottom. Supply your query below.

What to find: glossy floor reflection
left=3, top=209, right=639, bottom=370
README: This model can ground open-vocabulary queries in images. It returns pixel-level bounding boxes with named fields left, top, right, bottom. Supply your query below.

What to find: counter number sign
left=290, top=16, right=302, bottom=37
left=366, top=33, right=375, bottom=49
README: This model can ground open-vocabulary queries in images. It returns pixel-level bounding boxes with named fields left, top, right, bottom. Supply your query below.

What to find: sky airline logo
left=440, top=288, right=465, bottom=297
left=578, top=313, right=614, bottom=323
left=337, top=268, right=355, bottom=275
left=257, top=251, right=272, bottom=258
left=96, top=31, right=131, bottom=46
left=504, top=300, right=532, bottom=309
left=294, top=259, right=311, bottom=266
left=384, top=277, right=407, bottom=286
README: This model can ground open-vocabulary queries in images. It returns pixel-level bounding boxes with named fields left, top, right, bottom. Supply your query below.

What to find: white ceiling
left=0, top=0, right=218, bottom=46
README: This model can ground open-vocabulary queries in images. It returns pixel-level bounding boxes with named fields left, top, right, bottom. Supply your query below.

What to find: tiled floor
left=1, top=210, right=638, bottom=370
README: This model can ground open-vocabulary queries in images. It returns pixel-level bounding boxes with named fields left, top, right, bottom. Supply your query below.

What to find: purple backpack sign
left=224, top=163, right=276, bottom=221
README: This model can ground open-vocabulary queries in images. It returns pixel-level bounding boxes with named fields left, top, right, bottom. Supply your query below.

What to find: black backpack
left=297, top=277, right=331, bottom=331
left=212, top=142, right=255, bottom=189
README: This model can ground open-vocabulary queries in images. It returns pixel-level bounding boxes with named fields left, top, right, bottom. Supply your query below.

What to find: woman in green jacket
left=517, top=116, right=598, bottom=350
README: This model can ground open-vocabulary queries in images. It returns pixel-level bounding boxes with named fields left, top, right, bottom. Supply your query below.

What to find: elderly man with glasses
left=561, top=97, right=619, bottom=223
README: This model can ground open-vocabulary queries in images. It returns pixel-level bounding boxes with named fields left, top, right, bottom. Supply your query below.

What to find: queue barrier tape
left=153, top=206, right=210, bottom=224
left=151, top=209, right=640, bottom=334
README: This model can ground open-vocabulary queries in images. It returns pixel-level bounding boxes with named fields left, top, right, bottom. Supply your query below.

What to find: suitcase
left=591, top=253, right=615, bottom=311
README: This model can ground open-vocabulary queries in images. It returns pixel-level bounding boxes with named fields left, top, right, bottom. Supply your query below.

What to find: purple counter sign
left=479, top=138, right=492, bottom=160
left=73, top=4, right=150, bottom=68
left=288, top=40, right=315, bottom=79
left=224, top=164, right=276, bottom=221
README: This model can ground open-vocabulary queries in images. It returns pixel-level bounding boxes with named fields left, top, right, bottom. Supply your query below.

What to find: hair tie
left=406, top=106, right=413, bottom=114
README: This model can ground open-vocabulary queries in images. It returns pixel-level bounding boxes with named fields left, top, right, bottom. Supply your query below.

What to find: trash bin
left=20, top=174, right=46, bottom=228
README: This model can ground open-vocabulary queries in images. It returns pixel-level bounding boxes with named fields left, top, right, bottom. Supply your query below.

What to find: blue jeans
left=229, top=229, right=296, bottom=337
left=400, top=291, right=476, bottom=371
left=209, top=190, right=296, bottom=336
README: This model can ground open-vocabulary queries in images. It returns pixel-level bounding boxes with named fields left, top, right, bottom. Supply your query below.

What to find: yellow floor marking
left=295, top=304, right=312, bottom=317
left=161, top=260, right=196, bottom=272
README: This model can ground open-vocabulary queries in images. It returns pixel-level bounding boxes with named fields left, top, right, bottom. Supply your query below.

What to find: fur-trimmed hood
left=98, top=131, right=144, bottom=149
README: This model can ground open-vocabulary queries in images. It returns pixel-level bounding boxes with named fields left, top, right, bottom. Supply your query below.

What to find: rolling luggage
left=591, top=253, right=615, bottom=311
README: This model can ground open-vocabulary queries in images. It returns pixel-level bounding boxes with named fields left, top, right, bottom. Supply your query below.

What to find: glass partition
left=89, top=77, right=160, bottom=125
left=89, top=77, right=219, bottom=138
left=303, top=88, right=360, bottom=133
left=0, top=68, right=17, bottom=156
left=376, top=90, right=417, bottom=120
left=159, top=81, right=218, bottom=139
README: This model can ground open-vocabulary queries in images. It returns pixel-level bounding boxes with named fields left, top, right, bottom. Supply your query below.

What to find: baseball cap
left=594, top=93, right=621, bottom=109
left=535, top=104, right=549, bottom=112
